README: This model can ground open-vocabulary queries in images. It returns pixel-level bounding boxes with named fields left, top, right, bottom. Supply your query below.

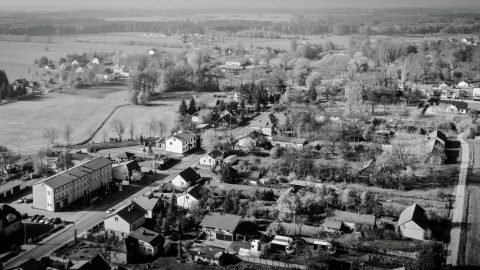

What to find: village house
left=165, top=130, right=198, bottom=154
left=223, top=155, right=238, bottom=165
left=116, top=152, right=136, bottom=162
left=92, top=58, right=100, bottom=65
left=397, top=204, right=430, bottom=241
left=216, top=114, right=238, bottom=127
left=428, top=129, right=448, bottom=145
left=271, top=136, right=307, bottom=149
left=249, top=112, right=287, bottom=136
left=104, top=202, right=146, bottom=237
left=437, top=100, right=468, bottom=114
left=236, top=131, right=264, bottom=150
left=188, top=244, right=226, bottom=265
left=134, top=196, right=162, bottom=219
left=0, top=204, right=22, bottom=237
left=200, top=213, right=242, bottom=242
left=200, top=150, right=226, bottom=166
left=32, top=157, right=112, bottom=212
left=112, top=160, right=141, bottom=182
left=458, top=81, right=470, bottom=88
left=424, top=138, right=447, bottom=165
left=171, top=167, right=202, bottom=188
left=177, top=184, right=210, bottom=209
left=324, top=210, right=376, bottom=231
left=128, top=227, right=165, bottom=257
left=191, top=112, right=203, bottom=124
left=112, top=65, right=130, bottom=78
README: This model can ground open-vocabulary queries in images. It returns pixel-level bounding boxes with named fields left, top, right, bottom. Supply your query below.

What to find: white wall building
left=165, top=131, right=198, bottom=154
left=32, top=157, right=112, bottom=212
left=171, top=167, right=201, bottom=188
left=104, top=202, right=146, bottom=237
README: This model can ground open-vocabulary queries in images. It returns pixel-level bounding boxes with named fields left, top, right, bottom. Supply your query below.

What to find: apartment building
left=32, top=157, right=112, bottom=212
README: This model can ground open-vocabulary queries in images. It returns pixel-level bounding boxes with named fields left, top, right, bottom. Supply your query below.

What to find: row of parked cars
left=30, top=214, right=62, bottom=225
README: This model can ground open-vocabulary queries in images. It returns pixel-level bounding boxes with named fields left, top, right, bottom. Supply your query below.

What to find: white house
left=0, top=204, right=22, bottom=237
left=200, top=213, right=242, bottom=242
left=112, top=65, right=130, bottom=78
left=397, top=204, right=429, bottom=241
left=165, top=131, right=198, bottom=154
left=92, top=58, right=100, bottom=65
left=129, top=227, right=165, bottom=256
left=171, top=167, right=201, bottom=188
left=71, top=60, right=79, bottom=66
left=134, top=196, right=161, bottom=219
left=191, top=112, right=203, bottom=124
left=32, top=157, right=112, bottom=212
left=199, top=150, right=225, bottom=166
left=226, top=61, right=242, bottom=67
left=104, top=202, right=146, bottom=237
left=177, top=184, right=209, bottom=209
left=458, top=81, right=470, bottom=88
left=271, top=136, right=307, bottom=149
left=233, top=92, right=240, bottom=103
left=75, top=67, right=84, bottom=73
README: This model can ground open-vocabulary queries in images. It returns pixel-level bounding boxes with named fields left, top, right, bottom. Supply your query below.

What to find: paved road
left=5, top=152, right=202, bottom=268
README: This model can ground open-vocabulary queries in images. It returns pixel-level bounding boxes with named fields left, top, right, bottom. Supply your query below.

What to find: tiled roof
left=178, top=167, right=201, bottom=184
left=38, top=157, right=112, bottom=190
left=200, top=212, right=242, bottom=231
left=106, top=202, right=146, bottom=224
left=134, top=196, right=160, bottom=211
left=397, top=204, right=428, bottom=229
left=130, top=227, right=164, bottom=247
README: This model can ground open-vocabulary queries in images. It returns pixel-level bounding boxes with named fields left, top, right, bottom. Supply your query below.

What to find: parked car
left=31, top=214, right=39, bottom=221
left=106, top=208, right=115, bottom=214
left=54, top=217, right=62, bottom=224
left=35, top=215, right=44, bottom=223
left=17, top=198, right=25, bottom=204
left=24, top=197, right=33, bottom=203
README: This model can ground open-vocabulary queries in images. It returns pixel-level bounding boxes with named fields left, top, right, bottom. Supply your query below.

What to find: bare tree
left=102, top=130, right=108, bottom=143
left=0, top=146, right=20, bottom=177
left=43, top=127, right=58, bottom=146
left=128, top=120, right=136, bottom=141
left=156, top=120, right=166, bottom=138
left=111, top=120, right=125, bottom=141
left=63, top=125, right=73, bottom=146
left=149, top=117, right=157, bottom=137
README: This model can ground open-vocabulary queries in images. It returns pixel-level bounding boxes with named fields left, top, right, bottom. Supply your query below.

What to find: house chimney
left=143, top=229, right=146, bottom=235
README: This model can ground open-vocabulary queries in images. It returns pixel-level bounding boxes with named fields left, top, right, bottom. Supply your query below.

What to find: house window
left=115, top=217, right=118, bottom=221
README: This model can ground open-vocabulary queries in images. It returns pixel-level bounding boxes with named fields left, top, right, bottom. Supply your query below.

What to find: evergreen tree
left=188, top=97, right=197, bottom=115
left=179, top=99, right=188, bottom=116
left=0, top=70, right=9, bottom=101
left=219, top=164, right=237, bottom=184
left=308, top=87, right=318, bottom=102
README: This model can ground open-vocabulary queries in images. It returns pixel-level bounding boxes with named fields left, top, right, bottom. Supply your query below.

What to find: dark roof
left=186, top=184, right=210, bottom=200
left=107, top=202, right=146, bottom=224
left=200, top=212, right=242, bottom=231
left=331, top=210, right=376, bottom=226
left=70, top=153, right=95, bottom=161
left=9, top=258, right=42, bottom=270
left=172, top=131, right=197, bottom=142
left=217, top=114, right=238, bottom=125
left=206, top=149, right=226, bottom=160
left=124, top=160, right=141, bottom=172
left=425, top=138, right=445, bottom=154
left=1, top=204, right=22, bottom=226
left=397, top=204, right=429, bottom=229
left=178, top=167, right=201, bottom=184
left=38, top=157, right=112, bottom=190
left=0, top=180, right=23, bottom=194
left=130, top=227, right=164, bottom=247
left=188, top=245, right=224, bottom=260
left=116, top=152, right=136, bottom=160
left=428, top=130, right=448, bottom=143
left=246, top=171, right=261, bottom=180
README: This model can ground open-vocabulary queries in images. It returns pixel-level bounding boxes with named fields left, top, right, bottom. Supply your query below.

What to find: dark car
left=31, top=214, right=39, bottom=221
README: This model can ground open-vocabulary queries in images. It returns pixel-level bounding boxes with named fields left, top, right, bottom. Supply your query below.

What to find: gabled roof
left=37, top=157, right=112, bottom=190
left=397, top=204, right=429, bottom=229
left=250, top=113, right=286, bottom=128
left=89, top=255, right=111, bottom=270
left=171, top=131, right=197, bottom=142
left=130, top=227, right=164, bottom=247
left=134, top=196, right=160, bottom=211
left=438, top=100, right=468, bottom=110
left=106, top=202, right=146, bottom=224
left=425, top=138, right=445, bottom=155
left=206, top=149, right=226, bottom=160
left=11, top=258, right=43, bottom=270
left=178, top=167, right=201, bottom=184
left=0, top=180, right=23, bottom=194
left=186, top=184, right=210, bottom=200
left=217, top=114, right=238, bottom=125
left=331, top=210, right=376, bottom=226
left=200, top=213, right=242, bottom=231
left=323, top=219, right=344, bottom=230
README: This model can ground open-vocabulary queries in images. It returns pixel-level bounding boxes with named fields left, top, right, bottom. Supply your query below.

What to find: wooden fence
left=239, top=255, right=307, bottom=270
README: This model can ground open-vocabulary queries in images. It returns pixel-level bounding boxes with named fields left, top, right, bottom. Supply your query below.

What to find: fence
left=239, top=255, right=307, bottom=270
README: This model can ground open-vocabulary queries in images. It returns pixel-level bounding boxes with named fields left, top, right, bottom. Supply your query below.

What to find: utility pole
left=24, top=223, right=27, bottom=244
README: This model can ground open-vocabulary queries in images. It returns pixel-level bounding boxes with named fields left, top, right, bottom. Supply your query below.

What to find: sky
left=2, top=0, right=480, bottom=10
